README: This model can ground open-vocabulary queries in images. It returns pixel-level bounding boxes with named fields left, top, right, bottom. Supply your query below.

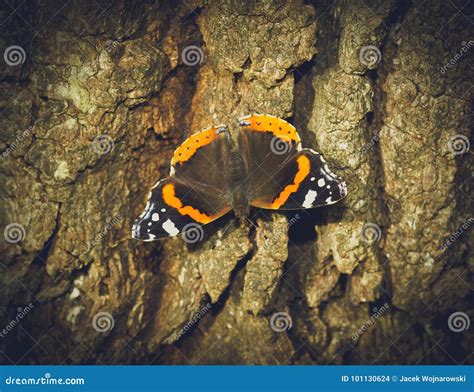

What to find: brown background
left=0, top=0, right=472, bottom=364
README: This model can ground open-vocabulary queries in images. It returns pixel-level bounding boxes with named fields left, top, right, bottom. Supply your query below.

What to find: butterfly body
left=132, top=114, right=347, bottom=242
left=226, top=149, right=250, bottom=219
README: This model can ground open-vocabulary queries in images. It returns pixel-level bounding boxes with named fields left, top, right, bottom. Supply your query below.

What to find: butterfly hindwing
left=249, top=148, right=347, bottom=210
left=132, top=178, right=231, bottom=241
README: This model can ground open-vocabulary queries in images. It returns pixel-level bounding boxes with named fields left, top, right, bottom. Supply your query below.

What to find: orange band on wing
left=162, top=183, right=212, bottom=224
left=171, top=126, right=220, bottom=166
left=240, top=114, right=300, bottom=143
left=270, top=155, right=310, bottom=209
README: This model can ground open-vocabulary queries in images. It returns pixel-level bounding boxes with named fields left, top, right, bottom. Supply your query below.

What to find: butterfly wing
left=132, top=178, right=231, bottom=241
left=249, top=148, right=347, bottom=210
left=170, top=125, right=231, bottom=191
left=238, top=114, right=302, bottom=196
left=238, top=114, right=347, bottom=210
left=132, top=125, right=232, bottom=241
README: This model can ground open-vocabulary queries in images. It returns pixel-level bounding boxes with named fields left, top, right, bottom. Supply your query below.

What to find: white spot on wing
left=317, top=178, right=325, bottom=187
left=162, top=219, right=179, bottom=236
left=141, top=233, right=157, bottom=242
left=325, top=196, right=339, bottom=205
left=310, top=177, right=315, bottom=182
left=339, top=181, right=348, bottom=197
left=303, top=190, right=317, bottom=208
left=152, top=213, right=160, bottom=221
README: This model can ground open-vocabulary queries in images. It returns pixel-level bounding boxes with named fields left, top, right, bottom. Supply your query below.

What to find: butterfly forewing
left=171, top=125, right=231, bottom=192
left=238, top=114, right=302, bottom=200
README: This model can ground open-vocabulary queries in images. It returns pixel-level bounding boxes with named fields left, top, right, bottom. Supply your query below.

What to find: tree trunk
left=0, top=0, right=472, bottom=365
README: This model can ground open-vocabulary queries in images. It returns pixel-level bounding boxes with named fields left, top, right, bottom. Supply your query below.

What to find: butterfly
left=132, top=114, right=347, bottom=241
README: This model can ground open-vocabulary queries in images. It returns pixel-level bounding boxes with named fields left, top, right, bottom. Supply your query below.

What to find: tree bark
left=0, top=0, right=472, bottom=365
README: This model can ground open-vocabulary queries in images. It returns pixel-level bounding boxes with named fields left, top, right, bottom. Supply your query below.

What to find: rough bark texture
left=0, top=0, right=472, bottom=365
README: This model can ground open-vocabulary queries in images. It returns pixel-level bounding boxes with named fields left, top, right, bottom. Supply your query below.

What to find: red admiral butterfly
left=132, top=114, right=347, bottom=241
